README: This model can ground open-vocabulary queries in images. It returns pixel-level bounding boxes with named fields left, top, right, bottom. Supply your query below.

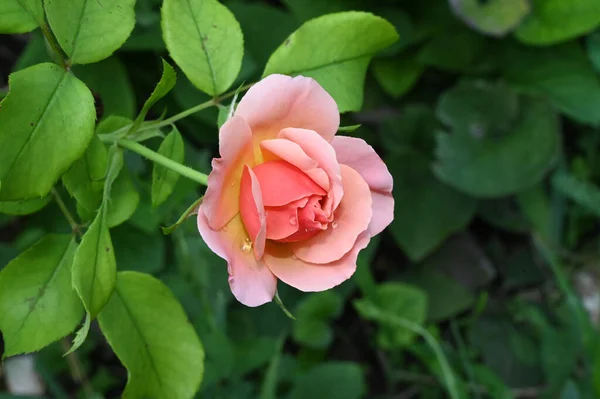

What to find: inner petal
left=278, top=195, right=329, bottom=243
left=264, top=197, right=309, bottom=240
left=253, top=160, right=326, bottom=206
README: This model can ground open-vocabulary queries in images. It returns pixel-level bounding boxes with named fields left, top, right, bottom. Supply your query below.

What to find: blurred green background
left=3, top=0, right=600, bottom=398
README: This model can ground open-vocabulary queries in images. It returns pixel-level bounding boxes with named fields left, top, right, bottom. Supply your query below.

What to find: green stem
left=117, top=139, right=208, bottom=186
left=51, top=188, right=80, bottom=234
left=142, top=100, right=215, bottom=132
left=139, top=82, right=255, bottom=133
left=40, top=23, right=68, bottom=69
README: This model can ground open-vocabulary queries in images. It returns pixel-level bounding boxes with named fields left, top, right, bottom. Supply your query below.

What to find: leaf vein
left=1, top=71, right=68, bottom=183
left=183, top=0, right=217, bottom=94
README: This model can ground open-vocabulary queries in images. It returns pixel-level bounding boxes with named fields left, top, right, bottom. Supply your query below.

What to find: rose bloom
left=197, top=75, right=394, bottom=306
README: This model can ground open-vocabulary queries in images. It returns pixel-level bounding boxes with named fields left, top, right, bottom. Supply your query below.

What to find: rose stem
left=116, top=138, right=209, bottom=186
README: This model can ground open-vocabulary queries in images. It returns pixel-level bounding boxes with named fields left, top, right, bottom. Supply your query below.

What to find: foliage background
left=2, top=0, right=600, bottom=398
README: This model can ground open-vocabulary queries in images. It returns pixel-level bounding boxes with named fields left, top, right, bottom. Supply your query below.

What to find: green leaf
left=72, top=205, right=117, bottom=319
left=515, top=0, right=600, bottom=46
left=417, top=26, right=490, bottom=73
left=433, top=97, right=560, bottom=197
left=353, top=300, right=460, bottom=399
left=73, top=57, right=136, bottom=120
left=449, top=0, right=530, bottom=37
left=64, top=312, right=91, bottom=355
left=161, top=197, right=203, bottom=235
left=372, top=56, right=423, bottom=99
left=263, top=11, right=398, bottom=112
left=541, top=325, right=580, bottom=393
left=478, top=198, right=530, bottom=233
left=381, top=104, right=440, bottom=155
left=552, top=171, right=600, bottom=218
left=504, top=42, right=600, bottom=126
left=471, top=365, right=515, bottom=399
left=436, top=80, right=519, bottom=138
left=388, top=150, right=477, bottom=261
left=287, top=362, right=365, bottom=399
left=587, top=31, right=600, bottom=73
left=469, top=316, right=543, bottom=387
left=62, top=135, right=108, bottom=213
left=112, top=224, right=166, bottom=274
left=0, top=195, right=50, bottom=215
left=356, top=283, right=427, bottom=349
left=232, top=337, right=278, bottom=378
left=44, top=0, right=136, bottom=64
left=403, top=270, right=475, bottom=322
left=0, top=0, right=43, bottom=33
left=229, top=1, right=298, bottom=68
left=338, top=124, right=361, bottom=133
left=0, top=235, right=84, bottom=357
left=130, top=60, right=176, bottom=134
left=106, top=167, right=140, bottom=228
left=97, top=271, right=204, bottom=399
left=0, top=63, right=95, bottom=201
left=259, top=337, right=284, bottom=399
left=293, top=291, right=342, bottom=349
left=152, top=127, right=184, bottom=207
left=162, top=0, right=244, bottom=96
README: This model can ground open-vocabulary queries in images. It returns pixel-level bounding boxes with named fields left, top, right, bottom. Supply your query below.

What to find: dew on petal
left=331, top=221, right=339, bottom=229
left=241, top=237, right=253, bottom=253
left=289, top=215, right=297, bottom=225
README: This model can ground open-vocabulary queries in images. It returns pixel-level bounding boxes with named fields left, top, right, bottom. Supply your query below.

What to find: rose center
left=240, top=160, right=332, bottom=244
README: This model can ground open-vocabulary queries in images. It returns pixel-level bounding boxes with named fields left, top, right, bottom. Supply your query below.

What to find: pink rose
left=197, top=75, right=394, bottom=306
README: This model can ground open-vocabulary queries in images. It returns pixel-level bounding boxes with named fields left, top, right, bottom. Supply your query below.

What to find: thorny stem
left=117, top=139, right=209, bottom=186
left=51, top=188, right=81, bottom=235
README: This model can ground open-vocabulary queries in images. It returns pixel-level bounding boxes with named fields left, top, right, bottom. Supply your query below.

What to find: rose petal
left=292, top=165, right=372, bottom=264
left=236, top=74, right=340, bottom=142
left=239, top=166, right=267, bottom=259
left=264, top=197, right=308, bottom=240
left=331, top=136, right=394, bottom=235
left=197, top=208, right=276, bottom=307
left=370, top=191, right=395, bottom=236
left=331, top=136, right=393, bottom=192
left=264, top=232, right=370, bottom=292
left=203, top=116, right=254, bottom=230
left=253, top=160, right=326, bottom=207
left=279, top=128, right=343, bottom=213
left=261, top=138, right=330, bottom=191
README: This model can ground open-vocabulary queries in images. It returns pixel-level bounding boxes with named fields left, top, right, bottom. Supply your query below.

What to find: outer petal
left=239, top=166, right=267, bottom=259
left=235, top=75, right=340, bottom=142
left=292, top=165, right=372, bottom=264
left=279, top=128, right=343, bottom=213
left=203, top=116, right=254, bottom=230
left=369, top=191, right=395, bottom=236
left=331, top=136, right=393, bottom=192
left=260, top=138, right=330, bottom=191
left=197, top=208, right=276, bottom=307
left=331, top=136, right=394, bottom=235
left=264, top=232, right=370, bottom=292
